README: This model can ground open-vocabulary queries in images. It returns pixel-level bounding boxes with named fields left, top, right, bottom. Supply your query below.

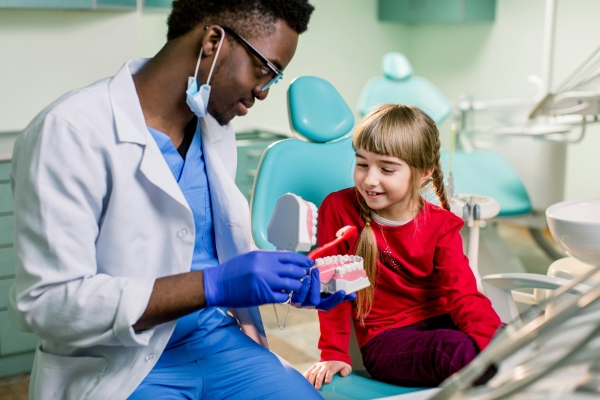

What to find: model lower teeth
left=314, top=255, right=370, bottom=295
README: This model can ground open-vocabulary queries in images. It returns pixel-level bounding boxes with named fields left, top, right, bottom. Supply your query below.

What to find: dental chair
left=251, top=76, right=427, bottom=399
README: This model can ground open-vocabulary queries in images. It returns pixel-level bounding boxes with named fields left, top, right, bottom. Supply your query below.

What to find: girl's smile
left=354, top=149, right=432, bottom=221
left=365, top=190, right=384, bottom=198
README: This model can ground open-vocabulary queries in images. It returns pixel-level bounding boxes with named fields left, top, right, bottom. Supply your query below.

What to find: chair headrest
left=288, top=76, right=354, bottom=143
left=382, top=52, right=413, bottom=80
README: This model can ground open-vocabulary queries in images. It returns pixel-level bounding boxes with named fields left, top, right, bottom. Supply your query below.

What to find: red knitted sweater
left=317, top=188, right=501, bottom=364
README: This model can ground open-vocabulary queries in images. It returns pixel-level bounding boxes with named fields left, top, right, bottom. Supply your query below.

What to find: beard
left=208, top=100, right=236, bottom=126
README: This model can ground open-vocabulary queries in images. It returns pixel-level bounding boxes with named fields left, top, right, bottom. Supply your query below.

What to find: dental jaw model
left=268, top=194, right=370, bottom=296
left=314, top=255, right=370, bottom=295
left=307, top=225, right=370, bottom=295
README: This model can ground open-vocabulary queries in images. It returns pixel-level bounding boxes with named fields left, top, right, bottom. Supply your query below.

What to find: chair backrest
left=358, top=52, right=452, bottom=125
left=251, top=76, right=356, bottom=250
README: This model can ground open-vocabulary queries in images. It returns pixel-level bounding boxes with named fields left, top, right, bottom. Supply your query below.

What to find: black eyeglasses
left=222, top=27, right=283, bottom=91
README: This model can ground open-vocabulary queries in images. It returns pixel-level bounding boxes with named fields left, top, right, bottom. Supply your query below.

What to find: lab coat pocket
left=30, top=346, right=107, bottom=400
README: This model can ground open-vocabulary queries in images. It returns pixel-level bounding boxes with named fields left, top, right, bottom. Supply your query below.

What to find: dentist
left=8, top=1, right=349, bottom=399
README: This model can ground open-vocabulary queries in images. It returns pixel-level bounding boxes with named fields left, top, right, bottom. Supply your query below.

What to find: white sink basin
left=546, top=197, right=600, bottom=265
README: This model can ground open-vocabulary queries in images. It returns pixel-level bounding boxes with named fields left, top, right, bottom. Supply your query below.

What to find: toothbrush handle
left=307, top=226, right=358, bottom=260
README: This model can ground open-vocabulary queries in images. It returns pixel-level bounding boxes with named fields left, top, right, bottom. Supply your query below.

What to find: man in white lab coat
left=8, top=1, right=352, bottom=399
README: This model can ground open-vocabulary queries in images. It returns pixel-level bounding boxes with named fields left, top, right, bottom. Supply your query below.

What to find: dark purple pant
left=361, top=314, right=478, bottom=387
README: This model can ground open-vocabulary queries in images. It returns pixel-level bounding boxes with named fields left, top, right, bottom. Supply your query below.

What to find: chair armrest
left=481, top=273, right=592, bottom=324
left=482, top=273, right=591, bottom=295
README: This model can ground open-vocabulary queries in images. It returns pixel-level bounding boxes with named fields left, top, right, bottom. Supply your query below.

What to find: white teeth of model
left=342, top=255, right=349, bottom=262
left=315, top=258, right=323, bottom=266
left=335, top=267, right=342, bottom=274
left=340, top=266, right=347, bottom=274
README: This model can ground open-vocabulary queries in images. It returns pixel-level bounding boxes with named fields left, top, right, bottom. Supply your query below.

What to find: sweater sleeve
left=315, top=193, right=354, bottom=364
left=435, top=215, right=501, bottom=351
left=318, top=302, right=353, bottom=364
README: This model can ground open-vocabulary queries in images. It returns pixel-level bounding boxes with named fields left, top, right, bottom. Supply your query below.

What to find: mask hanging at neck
left=186, top=27, right=225, bottom=118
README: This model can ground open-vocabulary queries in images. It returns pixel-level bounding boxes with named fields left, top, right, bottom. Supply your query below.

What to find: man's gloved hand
left=291, top=268, right=357, bottom=311
left=203, top=251, right=313, bottom=308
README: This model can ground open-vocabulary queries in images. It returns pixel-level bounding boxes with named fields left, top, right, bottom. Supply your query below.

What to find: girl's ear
left=420, top=168, right=434, bottom=187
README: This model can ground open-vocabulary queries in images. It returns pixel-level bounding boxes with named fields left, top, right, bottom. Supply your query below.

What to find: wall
left=0, top=8, right=149, bottom=132
left=404, top=0, right=600, bottom=201
left=0, top=1, right=409, bottom=136
left=1, top=0, right=598, bottom=200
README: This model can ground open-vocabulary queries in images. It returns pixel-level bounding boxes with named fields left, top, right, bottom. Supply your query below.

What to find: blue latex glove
left=291, top=268, right=357, bottom=311
left=203, top=250, right=313, bottom=308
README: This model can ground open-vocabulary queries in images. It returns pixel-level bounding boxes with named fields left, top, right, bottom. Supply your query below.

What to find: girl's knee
left=435, top=333, right=478, bottom=375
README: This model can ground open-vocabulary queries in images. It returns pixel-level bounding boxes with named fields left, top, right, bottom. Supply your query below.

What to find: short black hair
left=167, top=0, right=315, bottom=41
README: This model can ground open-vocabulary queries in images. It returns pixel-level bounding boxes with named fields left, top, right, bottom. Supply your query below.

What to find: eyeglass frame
left=222, top=26, right=283, bottom=92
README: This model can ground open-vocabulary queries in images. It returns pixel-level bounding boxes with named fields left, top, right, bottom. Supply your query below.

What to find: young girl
left=304, top=104, right=501, bottom=389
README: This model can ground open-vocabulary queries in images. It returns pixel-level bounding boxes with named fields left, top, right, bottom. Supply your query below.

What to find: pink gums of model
left=307, top=226, right=370, bottom=295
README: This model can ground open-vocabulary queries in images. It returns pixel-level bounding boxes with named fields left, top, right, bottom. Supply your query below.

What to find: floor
left=0, top=223, right=558, bottom=399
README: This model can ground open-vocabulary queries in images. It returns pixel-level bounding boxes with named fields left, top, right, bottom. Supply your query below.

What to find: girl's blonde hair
left=352, top=104, right=449, bottom=322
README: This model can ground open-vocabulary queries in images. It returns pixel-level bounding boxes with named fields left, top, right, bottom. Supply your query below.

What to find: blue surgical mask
left=186, top=27, right=225, bottom=118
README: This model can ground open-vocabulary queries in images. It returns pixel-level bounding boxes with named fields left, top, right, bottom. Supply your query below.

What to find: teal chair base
left=319, top=371, right=426, bottom=400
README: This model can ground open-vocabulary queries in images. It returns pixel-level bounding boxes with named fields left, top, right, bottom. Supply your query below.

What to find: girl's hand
left=304, top=360, right=352, bottom=389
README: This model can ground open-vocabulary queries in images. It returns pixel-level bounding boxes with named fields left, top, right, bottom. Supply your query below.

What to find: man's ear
left=202, top=26, right=226, bottom=57
left=420, top=168, right=434, bottom=187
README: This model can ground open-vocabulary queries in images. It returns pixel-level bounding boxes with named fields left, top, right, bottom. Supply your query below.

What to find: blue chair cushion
left=251, top=137, right=356, bottom=250
left=441, top=150, right=532, bottom=217
left=288, top=76, right=355, bottom=143
left=319, top=371, right=426, bottom=400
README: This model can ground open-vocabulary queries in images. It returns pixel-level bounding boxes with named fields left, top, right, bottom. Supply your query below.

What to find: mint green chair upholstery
left=319, top=371, right=424, bottom=399
left=250, top=76, right=426, bottom=399
left=251, top=76, right=356, bottom=250
left=441, top=150, right=532, bottom=216
left=358, top=52, right=532, bottom=217
left=250, top=136, right=355, bottom=250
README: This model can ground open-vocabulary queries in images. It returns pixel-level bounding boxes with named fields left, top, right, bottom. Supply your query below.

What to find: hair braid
left=431, top=161, right=450, bottom=211
left=431, top=133, right=450, bottom=210
left=354, top=190, right=378, bottom=323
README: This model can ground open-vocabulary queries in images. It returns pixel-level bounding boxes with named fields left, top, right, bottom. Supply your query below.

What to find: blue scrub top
left=147, top=123, right=239, bottom=367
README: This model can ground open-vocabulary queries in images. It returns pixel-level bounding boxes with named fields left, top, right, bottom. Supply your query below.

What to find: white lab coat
left=8, top=58, right=267, bottom=400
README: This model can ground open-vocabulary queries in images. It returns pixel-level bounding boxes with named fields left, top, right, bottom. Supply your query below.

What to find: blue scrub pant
left=129, top=331, right=322, bottom=400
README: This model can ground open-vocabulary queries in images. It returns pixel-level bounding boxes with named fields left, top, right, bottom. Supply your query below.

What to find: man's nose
left=253, top=84, right=269, bottom=101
